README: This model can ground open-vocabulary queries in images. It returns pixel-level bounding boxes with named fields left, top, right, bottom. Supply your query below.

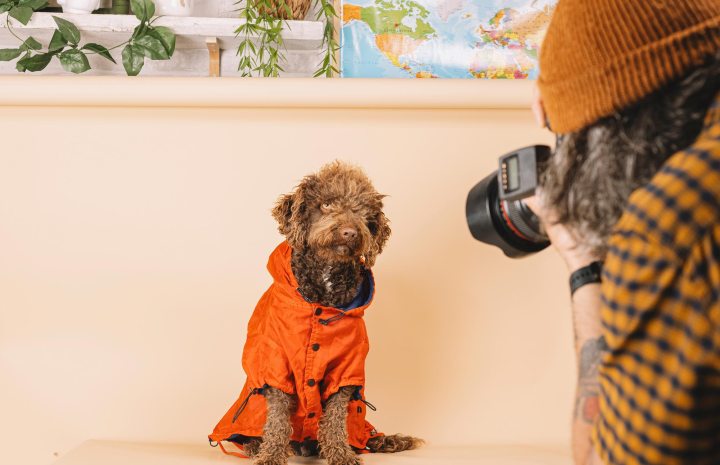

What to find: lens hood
left=466, top=173, right=550, bottom=258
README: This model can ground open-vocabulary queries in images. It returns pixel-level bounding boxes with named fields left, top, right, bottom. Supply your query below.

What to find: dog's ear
left=365, top=210, right=391, bottom=268
left=272, top=189, right=307, bottom=249
left=272, top=193, right=293, bottom=233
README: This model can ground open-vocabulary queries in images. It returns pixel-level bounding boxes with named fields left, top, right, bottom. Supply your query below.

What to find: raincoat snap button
left=307, top=379, right=316, bottom=387
left=308, top=412, right=316, bottom=418
left=312, top=343, right=320, bottom=351
left=315, top=308, right=322, bottom=316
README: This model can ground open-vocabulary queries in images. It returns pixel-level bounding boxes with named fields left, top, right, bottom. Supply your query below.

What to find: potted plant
left=57, top=0, right=101, bottom=14
left=236, top=0, right=338, bottom=77
left=153, top=0, right=191, bottom=16
left=112, top=0, right=129, bottom=13
left=0, top=0, right=177, bottom=75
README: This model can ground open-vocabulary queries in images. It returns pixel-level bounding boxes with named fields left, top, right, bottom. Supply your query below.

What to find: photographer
left=528, top=1, right=720, bottom=464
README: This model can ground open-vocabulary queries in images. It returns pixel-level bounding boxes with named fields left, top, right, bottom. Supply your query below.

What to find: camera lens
left=466, top=173, right=550, bottom=258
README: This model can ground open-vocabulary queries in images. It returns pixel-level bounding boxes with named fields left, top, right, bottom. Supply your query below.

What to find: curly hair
left=271, top=161, right=391, bottom=307
left=540, top=52, right=720, bottom=255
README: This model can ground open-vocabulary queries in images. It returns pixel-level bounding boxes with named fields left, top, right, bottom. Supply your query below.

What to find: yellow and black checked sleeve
left=592, top=97, right=720, bottom=465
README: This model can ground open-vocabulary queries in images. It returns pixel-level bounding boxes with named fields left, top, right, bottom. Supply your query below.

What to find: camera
left=466, top=145, right=551, bottom=258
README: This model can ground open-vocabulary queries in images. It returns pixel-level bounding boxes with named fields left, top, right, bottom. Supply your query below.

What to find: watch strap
left=569, top=261, right=603, bottom=296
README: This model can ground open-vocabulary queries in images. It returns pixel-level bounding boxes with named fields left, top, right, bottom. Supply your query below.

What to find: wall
left=0, top=78, right=573, bottom=465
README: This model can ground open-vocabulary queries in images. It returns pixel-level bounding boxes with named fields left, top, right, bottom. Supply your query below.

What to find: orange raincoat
left=209, top=242, right=382, bottom=456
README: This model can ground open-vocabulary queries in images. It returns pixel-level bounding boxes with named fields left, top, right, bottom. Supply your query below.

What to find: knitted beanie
left=538, top=0, right=720, bottom=133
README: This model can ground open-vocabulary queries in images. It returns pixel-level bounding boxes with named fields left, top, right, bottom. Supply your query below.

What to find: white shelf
left=0, top=77, right=535, bottom=108
left=0, top=12, right=325, bottom=51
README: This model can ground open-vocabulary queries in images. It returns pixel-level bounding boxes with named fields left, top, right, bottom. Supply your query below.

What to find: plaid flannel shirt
left=592, top=94, right=720, bottom=464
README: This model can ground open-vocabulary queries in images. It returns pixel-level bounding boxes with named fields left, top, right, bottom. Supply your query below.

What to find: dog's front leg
left=318, top=386, right=362, bottom=465
left=254, top=387, right=295, bottom=465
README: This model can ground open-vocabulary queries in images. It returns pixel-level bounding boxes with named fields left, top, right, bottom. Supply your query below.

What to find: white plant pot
left=193, top=0, right=237, bottom=17
left=57, top=0, right=101, bottom=14
left=154, top=0, right=193, bottom=16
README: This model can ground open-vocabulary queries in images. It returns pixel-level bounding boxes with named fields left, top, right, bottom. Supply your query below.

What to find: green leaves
left=3, top=0, right=176, bottom=76
left=121, top=43, right=144, bottom=76
left=20, top=36, right=41, bottom=51
left=18, top=0, right=48, bottom=9
left=235, top=0, right=327, bottom=77
left=3, top=0, right=45, bottom=22
left=135, top=34, right=168, bottom=59
left=0, top=48, right=22, bottom=61
left=8, top=5, right=33, bottom=24
left=16, top=52, right=51, bottom=72
left=130, top=0, right=155, bottom=22
left=121, top=14, right=177, bottom=75
left=81, top=43, right=116, bottom=63
left=149, top=26, right=175, bottom=56
left=53, top=15, right=81, bottom=45
left=48, top=29, right=67, bottom=52
left=58, top=49, right=90, bottom=73
left=314, top=0, right=339, bottom=77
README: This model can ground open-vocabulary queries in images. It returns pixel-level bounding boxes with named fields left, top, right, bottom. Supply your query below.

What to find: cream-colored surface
left=54, top=440, right=570, bottom=465
left=0, top=78, right=572, bottom=465
left=0, top=77, right=534, bottom=109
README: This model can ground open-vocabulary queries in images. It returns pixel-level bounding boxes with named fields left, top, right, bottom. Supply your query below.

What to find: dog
left=209, top=161, right=421, bottom=465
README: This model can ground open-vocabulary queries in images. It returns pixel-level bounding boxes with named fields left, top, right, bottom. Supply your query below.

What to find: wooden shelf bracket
left=206, top=37, right=221, bottom=77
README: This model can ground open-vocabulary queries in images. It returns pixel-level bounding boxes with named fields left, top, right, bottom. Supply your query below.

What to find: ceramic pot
left=57, top=0, right=101, bottom=14
left=154, top=0, right=193, bottom=16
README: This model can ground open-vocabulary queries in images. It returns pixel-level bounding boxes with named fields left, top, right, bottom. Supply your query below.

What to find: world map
left=341, top=0, right=557, bottom=78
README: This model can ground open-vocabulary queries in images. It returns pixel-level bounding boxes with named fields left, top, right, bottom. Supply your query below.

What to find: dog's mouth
left=328, top=238, right=364, bottom=259
left=334, top=244, right=351, bottom=256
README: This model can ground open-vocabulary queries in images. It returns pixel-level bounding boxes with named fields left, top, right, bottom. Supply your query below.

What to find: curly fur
left=318, top=387, right=422, bottom=461
left=244, top=161, right=421, bottom=465
left=366, top=434, right=424, bottom=453
left=540, top=52, right=720, bottom=255
left=319, top=386, right=361, bottom=465
left=252, top=387, right=296, bottom=465
left=272, top=161, right=391, bottom=307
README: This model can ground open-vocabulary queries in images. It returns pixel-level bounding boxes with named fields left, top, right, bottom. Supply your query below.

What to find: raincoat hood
left=265, top=241, right=375, bottom=318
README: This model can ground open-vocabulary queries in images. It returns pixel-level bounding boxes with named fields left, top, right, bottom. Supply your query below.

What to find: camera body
left=466, top=145, right=551, bottom=258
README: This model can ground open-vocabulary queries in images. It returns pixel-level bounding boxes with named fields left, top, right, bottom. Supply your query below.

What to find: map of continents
left=341, top=0, right=557, bottom=78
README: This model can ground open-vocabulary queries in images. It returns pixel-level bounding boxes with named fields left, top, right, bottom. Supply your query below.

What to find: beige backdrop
left=0, top=78, right=572, bottom=465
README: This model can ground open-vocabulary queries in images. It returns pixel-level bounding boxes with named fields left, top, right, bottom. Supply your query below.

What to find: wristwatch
left=569, top=261, right=603, bottom=296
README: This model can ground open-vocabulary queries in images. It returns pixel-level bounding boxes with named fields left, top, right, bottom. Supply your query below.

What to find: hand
left=525, top=195, right=601, bottom=272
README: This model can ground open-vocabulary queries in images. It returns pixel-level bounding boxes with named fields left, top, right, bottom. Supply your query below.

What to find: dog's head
left=272, top=161, right=391, bottom=267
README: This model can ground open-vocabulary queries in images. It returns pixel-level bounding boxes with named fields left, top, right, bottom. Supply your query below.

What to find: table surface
left=53, top=440, right=572, bottom=465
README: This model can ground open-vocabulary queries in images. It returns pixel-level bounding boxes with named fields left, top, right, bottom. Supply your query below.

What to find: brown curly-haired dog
left=249, top=161, right=422, bottom=465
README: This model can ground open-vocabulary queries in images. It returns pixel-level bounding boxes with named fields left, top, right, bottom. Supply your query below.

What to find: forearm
left=523, top=193, right=607, bottom=464
left=570, top=283, right=605, bottom=465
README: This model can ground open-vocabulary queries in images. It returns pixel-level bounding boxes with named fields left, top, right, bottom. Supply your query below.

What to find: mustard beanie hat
left=538, top=0, right=720, bottom=133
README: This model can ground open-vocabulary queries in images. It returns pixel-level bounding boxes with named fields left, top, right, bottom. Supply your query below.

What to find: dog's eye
left=321, top=202, right=332, bottom=211
left=367, top=221, right=378, bottom=235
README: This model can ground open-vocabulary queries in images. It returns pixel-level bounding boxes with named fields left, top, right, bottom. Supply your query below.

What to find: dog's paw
left=243, top=439, right=262, bottom=458
left=327, top=456, right=362, bottom=465
left=322, top=447, right=362, bottom=465
left=254, top=455, right=289, bottom=465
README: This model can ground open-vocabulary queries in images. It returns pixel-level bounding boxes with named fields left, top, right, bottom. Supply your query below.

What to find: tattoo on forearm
left=574, top=335, right=609, bottom=424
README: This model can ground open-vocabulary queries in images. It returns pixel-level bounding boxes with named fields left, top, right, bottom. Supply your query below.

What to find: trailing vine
left=0, top=0, right=176, bottom=75
left=235, top=0, right=339, bottom=77
left=314, top=0, right=338, bottom=77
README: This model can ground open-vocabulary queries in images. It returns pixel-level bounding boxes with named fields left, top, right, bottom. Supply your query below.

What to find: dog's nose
left=341, top=227, right=358, bottom=240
